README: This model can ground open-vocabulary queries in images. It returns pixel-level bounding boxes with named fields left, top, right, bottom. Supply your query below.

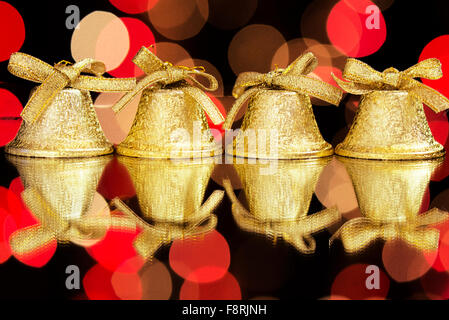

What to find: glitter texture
left=336, top=91, right=445, bottom=159
left=227, top=89, right=333, bottom=159
left=116, top=87, right=222, bottom=158
left=6, top=88, right=113, bottom=157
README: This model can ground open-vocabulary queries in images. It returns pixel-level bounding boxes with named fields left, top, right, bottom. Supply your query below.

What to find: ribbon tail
left=302, top=206, right=341, bottom=235
left=331, top=73, right=375, bottom=95
left=112, top=71, right=167, bottom=113
left=402, top=228, right=440, bottom=251
left=195, top=190, right=224, bottom=222
left=133, top=230, right=165, bottom=260
left=283, top=52, right=318, bottom=76
left=416, top=207, right=449, bottom=226
left=287, top=234, right=316, bottom=254
left=276, top=75, right=343, bottom=106
left=21, top=187, right=68, bottom=233
left=73, top=76, right=136, bottom=92
left=181, top=86, right=224, bottom=125
left=329, top=217, right=377, bottom=253
left=9, top=226, right=56, bottom=256
left=20, top=69, right=69, bottom=123
left=223, top=87, right=260, bottom=130
left=407, top=81, right=449, bottom=113
left=8, top=52, right=55, bottom=83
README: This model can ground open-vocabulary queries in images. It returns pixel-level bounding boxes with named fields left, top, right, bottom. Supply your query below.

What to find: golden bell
left=227, top=90, right=334, bottom=159
left=116, top=155, right=223, bottom=223
left=223, top=157, right=340, bottom=253
left=6, top=88, right=113, bottom=157
left=223, top=52, right=343, bottom=159
left=7, top=154, right=111, bottom=220
left=333, top=58, right=449, bottom=160
left=338, top=157, right=442, bottom=223
left=7, top=155, right=112, bottom=256
left=112, top=46, right=225, bottom=159
left=336, top=90, right=445, bottom=160
left=330, top=157, right=449, bottom=253
left=116, top=87, right=221, bottom=159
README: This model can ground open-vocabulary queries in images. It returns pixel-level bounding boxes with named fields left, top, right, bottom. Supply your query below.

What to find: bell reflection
left=224, top=157, right=340, bottom=254
left=117, top=156, right=222, bottom=223
left=112, top=156, right=224, bottom=260
left=7, top=154, right=111, bottom=220
left=6, top=155, right=112, bottom=259
left=331, top=157, right=449, bottom=253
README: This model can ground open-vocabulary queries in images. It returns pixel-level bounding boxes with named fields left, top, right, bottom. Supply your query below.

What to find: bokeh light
left=94, top=91, right=142, bottom=144
left=421, top=269, right=449, bottom=300
left=140, top=259, right=173, bottom=300
left=108, top=17, right=156, bottom=78
left=86, top=221, right=141, bottom=272
left=83, top=263, right=119, bottom=300
left=148, top=0, right=209, bottom=40
left=315, top=157, right=359, bottom=215
left=228, top=24, right=286, bottom=75
left=71, top=11, right=129, bottom=72
left=0, top=1, right=25, bottom=62
left=208, top=0, right=258, bottom=30
left=109, top=0, right=159, bottom=14
left=382, top=239, right=436, bottom=283
left=70, top=192, right=110, bottom=248
left=179, top=272, right=241, bottom=300
left=301, top=0, right=338, bottom=46
left=327, top=0, right=387, bottom=57
left=331, top=263, right=390, bottom=299
left=97, top=157, right=136, bottom=200
left=169, top=230, right=230, bottom=283
left=0, top=208, right=15, bottom=264
left=111, top=256, right=144, bottom=300
left=271, top=38, right=333, bottom=71
left=0, top=89, right=23, bottom=147
left=419, top=35, right=449, bottom=102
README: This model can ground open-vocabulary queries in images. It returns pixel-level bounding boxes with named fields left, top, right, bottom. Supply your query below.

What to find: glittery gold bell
left=113, top=47, right=224, bottom=158
left=223, top=157, right=340, bottom=253
left=223, top=52, right=343, bottom=159
left=333, top=58, right=449, bottom=160
left=5, top=53, right=135, bottom=158
left=330, top=157, right=449, bottom=253
left=7, top=88, right=114, bottom=157
left=116, top=156, right=223, bottom=223
left=7, top=154, right=111, bottom=220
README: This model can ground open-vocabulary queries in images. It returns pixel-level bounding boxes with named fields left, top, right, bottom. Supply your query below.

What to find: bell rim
left=335, top=144, right=446, bottom=160
left=225, top=144, right=334, bottom=160
left=116, top=143, right=223, bottom=159
left=4, top=145, right=114, bottom=158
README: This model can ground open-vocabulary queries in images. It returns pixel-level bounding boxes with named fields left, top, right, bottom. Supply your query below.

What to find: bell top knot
left=7, top=52, right=136, bottom=124
left=332, top=58, right=449, bottom=113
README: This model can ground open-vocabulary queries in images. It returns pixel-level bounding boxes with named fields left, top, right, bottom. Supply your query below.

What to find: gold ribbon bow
left=332, top=58, right=449, bottom=113
left=9, top=187, right=223, bottom=261
left=330, top=208, right=449, bottom=253
left=7, top=52, right=136, bottom=124
left=223, top=179, right=340, bottom=254
left=111, top=190, right=223, bottom=260
left=9, top=188, right=113, bottom=256
left=223, top=52, right=343, bottom=130
left=111, top=46, right=225, bottom=125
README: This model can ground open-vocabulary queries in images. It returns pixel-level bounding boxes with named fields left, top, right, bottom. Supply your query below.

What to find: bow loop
left=334, top=58, right=449, bottom=113
left=284, top=51, right=318, bottom=76
left=8, top=52, right=136, bottom=124
left=330, top=208, right=449, bottom=253
left=224, top=52, right=343, bottom=129
left=112, top=46, right=224, bottom=125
